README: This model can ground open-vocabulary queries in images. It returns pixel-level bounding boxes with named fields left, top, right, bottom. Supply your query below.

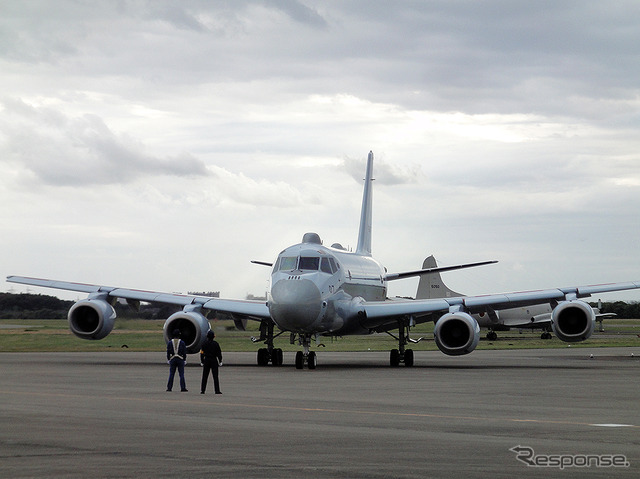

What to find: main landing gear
left=253, top=319, right=284, bottom=366
left=386, top=319, right=420, bottom=367
left=294, top=333, right=316, bottom=370
left=252, top=322, right=317, bottom=369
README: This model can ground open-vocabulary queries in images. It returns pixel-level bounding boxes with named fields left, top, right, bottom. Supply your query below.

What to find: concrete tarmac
left=1, top=347, right=639, bottom=478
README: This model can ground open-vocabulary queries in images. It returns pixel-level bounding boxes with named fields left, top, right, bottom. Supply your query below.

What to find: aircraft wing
left=359, top=281, right=640, bottom=328
left=6, top=276, right=271, bottom=320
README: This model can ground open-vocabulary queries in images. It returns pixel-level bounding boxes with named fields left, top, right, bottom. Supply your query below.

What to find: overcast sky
left=1, top=0, right=639, bottom=302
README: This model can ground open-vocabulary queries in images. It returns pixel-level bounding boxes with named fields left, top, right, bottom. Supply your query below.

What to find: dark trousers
left=167, top=358, right=186, bottom=391
left=201, top=361, right=221, bottom=393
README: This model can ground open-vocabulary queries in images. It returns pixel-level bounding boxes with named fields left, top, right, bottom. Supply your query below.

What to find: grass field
left=1, top=318, right=639, bottom=353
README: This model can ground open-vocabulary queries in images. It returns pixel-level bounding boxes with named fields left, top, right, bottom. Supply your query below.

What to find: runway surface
left=1, top=348, right=639, bottom=478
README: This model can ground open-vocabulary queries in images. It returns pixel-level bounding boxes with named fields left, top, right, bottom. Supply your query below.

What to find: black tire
left=271, top=348, right=283, bottom=366
left=390, top=349, right=400, bottom=367
left=295, top=351, right=304, bottom=369
left=308, top=351, right=317, bottom=370
left=257, top=348, right=268, bottom=366
left=404, top=349, right=414, bottom=367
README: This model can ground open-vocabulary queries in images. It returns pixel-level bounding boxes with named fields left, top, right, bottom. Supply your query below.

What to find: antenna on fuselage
left=355, top=151, right=374, bottom=256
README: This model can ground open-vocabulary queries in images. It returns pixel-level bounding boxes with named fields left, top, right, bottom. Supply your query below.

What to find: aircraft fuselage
left=268, top=237, right=386, bottom=336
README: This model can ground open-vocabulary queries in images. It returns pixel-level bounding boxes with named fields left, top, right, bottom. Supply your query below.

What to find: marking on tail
left=416, top=256, right=464, bottom=299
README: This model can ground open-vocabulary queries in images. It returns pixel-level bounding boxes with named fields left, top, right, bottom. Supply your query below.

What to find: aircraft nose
left=269, top=279, right=322, bottom=332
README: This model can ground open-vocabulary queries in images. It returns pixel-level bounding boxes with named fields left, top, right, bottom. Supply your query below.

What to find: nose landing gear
left=294, top=333, right=317, bottom=369
left=252, top=319, right=284, bottom=366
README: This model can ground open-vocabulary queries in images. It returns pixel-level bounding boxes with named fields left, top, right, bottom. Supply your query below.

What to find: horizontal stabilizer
left=251, top=260, right=273, bottom=267
left=385, top=260, right=497, bottom=282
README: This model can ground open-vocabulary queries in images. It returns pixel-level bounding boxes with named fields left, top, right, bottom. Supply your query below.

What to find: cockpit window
left=323, top=257, right=340, bottom=274
left=299, top=256, right=319, bottom=271
left=279, top=256, right=297, bottom=271
left=320, top=257, right=332, bottom=274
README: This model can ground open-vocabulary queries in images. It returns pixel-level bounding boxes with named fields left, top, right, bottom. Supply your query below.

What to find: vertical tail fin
left=416, top=256, right=464, bottom=299
left=355, top=151, right=374, bottom=256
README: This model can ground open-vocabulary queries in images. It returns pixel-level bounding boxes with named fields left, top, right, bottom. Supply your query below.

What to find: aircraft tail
left=355, top=151, right=374, bottom=256
left=416, top=256, right=464, bottom=299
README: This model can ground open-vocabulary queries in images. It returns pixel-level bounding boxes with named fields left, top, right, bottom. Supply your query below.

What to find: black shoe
left=166, top=389, right=171, bottom=392
left=200, top=391, right=205, bottom=394
left=181, top=389, right=188, bottom=392
left=215, top=391, right=222, bottom=395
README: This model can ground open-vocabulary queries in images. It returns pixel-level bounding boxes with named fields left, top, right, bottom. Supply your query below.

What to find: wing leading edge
left=6, top=275, right=271, bottom=320
left=359, top=281, right=640, bottom=328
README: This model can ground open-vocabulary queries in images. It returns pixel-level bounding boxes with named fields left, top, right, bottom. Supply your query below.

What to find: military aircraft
left=416, top=256, right=617, bottom=340
left=7, top=152, right=640, bottom=369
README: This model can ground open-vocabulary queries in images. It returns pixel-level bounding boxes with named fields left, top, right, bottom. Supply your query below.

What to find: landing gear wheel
left=541, top=332, right=552, bottom=340
left=295, top=351, right=304, bottom=369
left=308, top=351, right=317, bottom=369
left=404, top=349, right=414, bottom=367
left=487, top=331, right=498, bottom=341
left=390, top=349, right=400, bottom=367
left=272, top=348, right=284, bottom=366
left=257, top=348, right=269, bottom=366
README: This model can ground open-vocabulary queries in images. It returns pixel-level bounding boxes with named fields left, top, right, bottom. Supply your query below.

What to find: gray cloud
left=2, top=1, right=638, bottom=120
left=0, top=99, right=210, bottom=186
left=343, top=155, right=422, bottom=186
left=268, top=0, right=328, bottom=27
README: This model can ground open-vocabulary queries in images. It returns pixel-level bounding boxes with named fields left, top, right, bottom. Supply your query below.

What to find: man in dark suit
left=200, top=330, right=223, bottom=394
left=166, top=329, right=188, bottom=392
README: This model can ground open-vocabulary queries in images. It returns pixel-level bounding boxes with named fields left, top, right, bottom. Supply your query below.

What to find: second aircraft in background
left=416, top=256, right=616, bottom=340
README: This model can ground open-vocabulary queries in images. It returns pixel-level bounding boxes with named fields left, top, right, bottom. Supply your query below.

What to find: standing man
left=200, top=330, right=223, bottom=395
left=166, top=329, right=188, bottom=392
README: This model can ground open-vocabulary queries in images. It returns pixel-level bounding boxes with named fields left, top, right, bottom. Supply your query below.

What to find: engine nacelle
left=68, top=296, right=116, bottom=340
left=434, top=312, right=480, bottom=356
left=163, top=309, right=210, bottom=354
left=551, top=300, right=595, bottom=343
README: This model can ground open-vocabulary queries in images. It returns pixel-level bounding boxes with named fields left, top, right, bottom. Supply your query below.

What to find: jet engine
left=434, top=312, right=480, bottom=356
left=163, top=308, right=210, bottom=354
left=551, top=300, right=595, bottom=343
left=68, top=295, right=116, bottom=340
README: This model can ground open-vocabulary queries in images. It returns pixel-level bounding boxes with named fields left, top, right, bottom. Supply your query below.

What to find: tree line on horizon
left=0, top=292, right=638, bottom=320
left=0, top=292, right=176, bottom=320
left=0, top=292, right=267, bottom=320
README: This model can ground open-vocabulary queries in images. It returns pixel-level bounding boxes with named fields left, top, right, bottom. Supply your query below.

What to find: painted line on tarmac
left=590, top=423, right=635, bottom=428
